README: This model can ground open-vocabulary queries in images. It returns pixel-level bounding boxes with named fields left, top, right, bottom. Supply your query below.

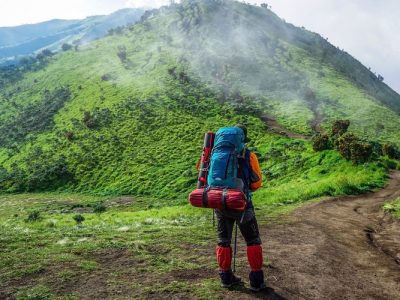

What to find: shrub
left=383, top=158, right=397, bottom=170
left=83, top=111, right=96, bottom=128
left=337, top=133, right=373, bottom=164
left=93, top=202, right=106, bottom=213
left=65, top=131, right=74, bottom=141
left=26, top=211, right=41, bottom=222
left=332, top=120, right=350, bottom=136
left=312, top=134, right=331, bottom=151
left=336, top=133, right=358, bottom=160
left=178, top=71, right=190, bottom=83
left=101, top=74, right=112, bottom=81
left=117, top=46, right=127, bottom=63
left=73, top=214, right=85, bottom=224
left=350, top=141, right=373, bottom=164
left=382, top=143, right=400, bottom=159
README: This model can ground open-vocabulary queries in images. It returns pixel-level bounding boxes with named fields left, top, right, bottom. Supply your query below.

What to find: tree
left=41, top=49, right=53, bottom=57
left=117, top=46, right=127, bottom=63
left=61, top=43, right=72, bottom=51
left=36, top=49, right=53, bottom=61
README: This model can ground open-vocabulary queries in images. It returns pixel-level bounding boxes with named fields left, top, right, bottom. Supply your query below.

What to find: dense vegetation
left=312, top=119, right=400, bottom=165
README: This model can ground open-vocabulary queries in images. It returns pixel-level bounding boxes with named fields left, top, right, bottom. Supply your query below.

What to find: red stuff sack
left=189, top=188, right=247, bottom=211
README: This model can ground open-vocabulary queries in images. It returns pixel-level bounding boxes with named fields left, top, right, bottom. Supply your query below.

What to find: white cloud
left=0, top=0, right=127, bottom=26
left=125, top=0, right=173, bottom=9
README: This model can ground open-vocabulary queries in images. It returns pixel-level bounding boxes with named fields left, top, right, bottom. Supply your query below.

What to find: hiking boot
left=249, top=270, right=266, bottom=292
left=219, top=271, right=242, bottom=288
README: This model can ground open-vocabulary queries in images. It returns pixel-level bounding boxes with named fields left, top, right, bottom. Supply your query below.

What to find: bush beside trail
left=313, top=120, right=399, bottom=166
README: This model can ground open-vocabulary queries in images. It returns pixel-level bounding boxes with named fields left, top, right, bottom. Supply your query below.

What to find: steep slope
left=159, top=0, right=400, bottom=139
left=0, top=8, right=145, bottom=63
left=0, top=0, right=397, bottom=195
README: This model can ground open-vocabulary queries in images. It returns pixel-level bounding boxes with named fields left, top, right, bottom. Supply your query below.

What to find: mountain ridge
left=0, top=8, right=146, bottom=63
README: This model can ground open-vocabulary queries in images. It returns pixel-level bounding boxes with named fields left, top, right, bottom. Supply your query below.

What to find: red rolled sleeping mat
left=189, top=187, right=247, bottom=211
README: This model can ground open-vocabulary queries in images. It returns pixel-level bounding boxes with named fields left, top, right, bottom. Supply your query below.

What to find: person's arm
left=249, top=152, right=262, bottom=191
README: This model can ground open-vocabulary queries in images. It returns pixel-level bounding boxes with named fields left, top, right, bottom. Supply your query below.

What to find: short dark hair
left=235, top=124, right=250, bottom=142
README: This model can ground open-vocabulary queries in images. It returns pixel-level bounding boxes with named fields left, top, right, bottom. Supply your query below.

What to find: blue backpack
left=207, top=127, right=245, bottom=188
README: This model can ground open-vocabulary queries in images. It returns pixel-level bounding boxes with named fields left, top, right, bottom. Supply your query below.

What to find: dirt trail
left=237, top=170, right=400, bottom=300
left=260, top=114, right=309, bottom=140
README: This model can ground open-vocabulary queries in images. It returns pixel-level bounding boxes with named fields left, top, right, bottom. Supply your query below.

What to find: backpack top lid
left=214, top=127, right=245, bottom=153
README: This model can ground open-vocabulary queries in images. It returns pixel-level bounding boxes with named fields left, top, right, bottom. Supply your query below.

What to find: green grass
left=0, top=150, right=389, bottom=298
left=383, top=198, right=400, bottom=219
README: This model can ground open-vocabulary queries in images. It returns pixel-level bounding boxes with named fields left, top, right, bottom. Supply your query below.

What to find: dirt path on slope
left=260, top=114, right=309, bottom=140
left=239, top=170, right=400, bottom=300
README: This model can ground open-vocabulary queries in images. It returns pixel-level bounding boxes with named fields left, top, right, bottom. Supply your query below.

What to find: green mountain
left=0, top=0, right=398, bottom=197
left=0, top=8, right=145, bottom=63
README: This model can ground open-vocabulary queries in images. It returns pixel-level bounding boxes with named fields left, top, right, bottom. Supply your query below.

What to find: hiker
left=214, top=125, right=265, bottom=291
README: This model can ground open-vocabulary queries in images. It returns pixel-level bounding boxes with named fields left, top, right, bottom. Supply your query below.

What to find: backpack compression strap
left=202, top=187, right=209, bottom=208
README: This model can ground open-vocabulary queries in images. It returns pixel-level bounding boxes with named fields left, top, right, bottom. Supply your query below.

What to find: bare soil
left=260, top=114, right=308, bottom=140
left=257, top=170, right=400, bottom=300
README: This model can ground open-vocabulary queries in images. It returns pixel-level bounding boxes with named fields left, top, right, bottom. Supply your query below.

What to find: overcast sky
left=0, top=0, right=398, bottom=93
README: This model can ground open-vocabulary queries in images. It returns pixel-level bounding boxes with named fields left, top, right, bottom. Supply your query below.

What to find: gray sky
left=0, top=0, right=398, bottom=93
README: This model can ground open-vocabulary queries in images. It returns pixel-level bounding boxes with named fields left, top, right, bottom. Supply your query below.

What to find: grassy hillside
left=0, top=0, right=399, bottom=196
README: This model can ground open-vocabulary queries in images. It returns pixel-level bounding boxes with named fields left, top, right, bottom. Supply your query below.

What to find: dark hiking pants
left=215, top=208, right=262, bottom=247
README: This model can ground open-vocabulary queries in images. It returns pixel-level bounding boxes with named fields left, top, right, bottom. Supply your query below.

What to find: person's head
left=235, top=124, right=250, bottom=143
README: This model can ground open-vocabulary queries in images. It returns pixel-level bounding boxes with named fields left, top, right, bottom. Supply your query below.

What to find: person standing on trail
left=214, top=124, right=265, bottom=291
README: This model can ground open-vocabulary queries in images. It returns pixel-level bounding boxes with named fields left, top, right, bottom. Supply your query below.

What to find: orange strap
left=249, top=152, right=262, bottom=191
left=196, top=156, right=201, bottom=171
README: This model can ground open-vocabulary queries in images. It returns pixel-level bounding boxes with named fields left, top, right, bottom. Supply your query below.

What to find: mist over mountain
left=0, top=8, right=145, bottom=64
left=0, top=0, right=399, bottom=194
